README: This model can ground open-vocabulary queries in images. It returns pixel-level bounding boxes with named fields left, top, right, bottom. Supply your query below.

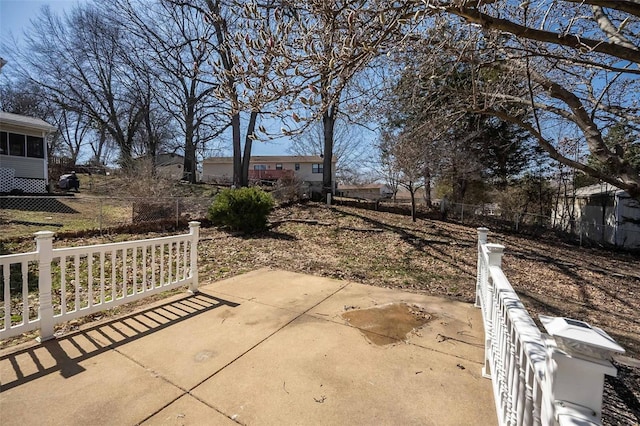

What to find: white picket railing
left=1, top=222, right=200, bottom=341
left=476, top=228, right=625, bottom=426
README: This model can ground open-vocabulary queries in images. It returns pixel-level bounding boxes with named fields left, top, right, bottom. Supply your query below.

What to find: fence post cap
left=188, top=221, right=201, bottom=227
left=540, top=315, right=625, bottom=360
left=477, top=227, right=489, bottom=232
left=34, top=230, right=55, bottom=239
left=485, top=243, right=505, bottom=253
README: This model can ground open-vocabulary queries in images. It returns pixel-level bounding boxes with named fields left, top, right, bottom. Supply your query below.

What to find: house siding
left=616, top=195, right=640, bottom=248
left=202, top=163, right=234, bottom=182
left=553, top=184, right=640, bottom=249
left=0, top=156, right=46, bottom=179
left=202, top=156, right=336, bottom=189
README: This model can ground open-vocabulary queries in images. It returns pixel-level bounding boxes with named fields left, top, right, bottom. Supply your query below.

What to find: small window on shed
left=27, top=136, right=45, bottom=158
left=275, top=163, right=283, bottom=170
left=295, top=163, right=300, bottom=171
left=8, top=133, right=25, bottom=156
left=0, top=132, right=7, bottom=155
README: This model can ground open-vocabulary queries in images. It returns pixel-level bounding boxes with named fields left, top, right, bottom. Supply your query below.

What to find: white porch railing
left=1, top=222, right=200, bottom=341
left=476, top=228, right=625, bottom=426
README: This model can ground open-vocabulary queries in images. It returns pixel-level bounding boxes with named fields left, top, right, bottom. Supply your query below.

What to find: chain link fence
left=444, top=201, right=640, bottom=249
left=334, top=196, right=640, bottom=250
left=0, top=195, right=213, bottom=240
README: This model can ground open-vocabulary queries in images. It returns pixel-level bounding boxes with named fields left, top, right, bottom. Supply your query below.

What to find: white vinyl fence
left=476, top=228, right=625, bottom=426
left=0, top=222, right=200, bottom=341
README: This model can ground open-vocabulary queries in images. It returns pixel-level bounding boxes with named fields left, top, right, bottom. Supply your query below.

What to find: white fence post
left=175, top=198, right=180, bottom=228
left=188, top=221, right=200, bottom=293
left=486, top=243, right=504, bottom=268
left=35, top=230, right=55, bottom=342
left=475, top=227, right=489, bottom=308
left=540, top=316, right=625, bottom=425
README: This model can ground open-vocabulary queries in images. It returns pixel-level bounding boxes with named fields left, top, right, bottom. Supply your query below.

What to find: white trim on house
left=0, top=112, right=58, bottom=133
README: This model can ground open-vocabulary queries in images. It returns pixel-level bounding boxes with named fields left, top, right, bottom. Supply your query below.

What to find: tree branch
left=444, top=5, right=640, bottom=64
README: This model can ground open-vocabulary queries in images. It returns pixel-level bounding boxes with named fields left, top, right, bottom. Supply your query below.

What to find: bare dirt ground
left=2, top=202, right=638, bottom=424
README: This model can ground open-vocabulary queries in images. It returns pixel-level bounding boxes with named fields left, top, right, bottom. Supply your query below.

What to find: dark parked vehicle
left=59, top=172, right=80, bottom=191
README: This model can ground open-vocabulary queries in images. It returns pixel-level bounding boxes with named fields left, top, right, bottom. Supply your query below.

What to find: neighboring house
left=394, top=186, right=428, bottom=202
left=0, top=111, right=57, bottom=193
left=337, top=183, right=394, bottom=199
left=554, top=183, right=640, bottom=249
left=155, top=153, right=186, bottom=180
left=202, top=155, right=337, bottom=193
left=132, top=153, right=199, bottom=181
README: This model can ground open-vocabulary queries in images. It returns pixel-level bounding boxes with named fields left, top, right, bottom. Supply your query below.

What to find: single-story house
left=202, top=155, right=337, bottom=194
left=554, top=183, right=640, bottom=249
left=337, top=183, right=394, bottom=199
left=0, top=111, right=58, bottom=193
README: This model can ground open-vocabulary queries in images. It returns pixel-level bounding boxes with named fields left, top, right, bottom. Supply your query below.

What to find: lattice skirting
left=5, top=177, right=48, bottom=193
left=0, top=168, right=14, bottom=192
left=14, top=178, right=47, bottom=193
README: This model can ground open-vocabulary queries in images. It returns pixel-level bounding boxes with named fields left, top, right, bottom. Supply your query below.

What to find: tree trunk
left=92, top=126, right=107, bottom=166
left=231, top=113, right=242, bottom=187
left=409, top=182, right=417, bottom=222
left=183, top=135, right=196, bottom=183
left=240, top=111, right=258, bottom=187
left=183, top=98, right=197, bottom=183
left=119, top=139, right=134, bottom=170
left=423, top=168, right=432, bottom=208
left=322, top=106, right=336, bottom=202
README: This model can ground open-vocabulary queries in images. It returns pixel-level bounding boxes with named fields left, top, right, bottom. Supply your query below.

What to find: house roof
left=203, top=155, right=336, bottom=164
left=156, top=153, right=184, bottom=167
left=574, top=183, right=627, bottom=198
left=0, top=111, right=58, bottom=133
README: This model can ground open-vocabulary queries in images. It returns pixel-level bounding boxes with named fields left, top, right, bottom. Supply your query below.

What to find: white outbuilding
left=0, top=111, right=58, bottom=193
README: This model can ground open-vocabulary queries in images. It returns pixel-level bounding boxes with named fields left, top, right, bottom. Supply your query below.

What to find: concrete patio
left=0, top=269, right=496, bottom=425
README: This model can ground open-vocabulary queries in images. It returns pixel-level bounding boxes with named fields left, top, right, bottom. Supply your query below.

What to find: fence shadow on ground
left=336, top=209, right=477, bottom=282
left=0, top=197, right=79, bottom=214
left=0, top=292, right=239, bottom=391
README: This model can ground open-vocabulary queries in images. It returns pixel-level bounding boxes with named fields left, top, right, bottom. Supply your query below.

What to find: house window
left=0, top=132, right=7, bottom=155
left=294, top=163, right=300, bottom=171
left=8, top=133, right=25, bottom=156
left=27, top=136, right=45, bottom=158
left=275, top=163, right=283, bottom=170
left=312, top=163, right=323, bottom=174
left=253, top=164, right=266, bottom=170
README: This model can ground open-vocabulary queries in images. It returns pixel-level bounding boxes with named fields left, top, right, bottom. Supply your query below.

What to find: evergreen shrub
left=208, top=187, right=274, bottom=233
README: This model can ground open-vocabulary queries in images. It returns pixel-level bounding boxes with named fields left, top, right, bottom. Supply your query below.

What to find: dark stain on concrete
left=342, top=303, right=434, bottom=346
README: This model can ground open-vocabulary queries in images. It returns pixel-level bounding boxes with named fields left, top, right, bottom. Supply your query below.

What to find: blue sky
left=1, top=0, right=77, bottom=46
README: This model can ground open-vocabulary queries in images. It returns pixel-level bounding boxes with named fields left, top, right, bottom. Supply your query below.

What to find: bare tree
left=168, top=0, right=300, bottom=187
left=110, top=0, right=226, bottom=182
left=379, top=131, right=426, bottom=221
left=274, top=0, right=420, bottom=199
left=419, top=2, right=640, bottom=197
left=56, top=109, right=91, bottom=164
left=12, top=5, right=149, bottom=167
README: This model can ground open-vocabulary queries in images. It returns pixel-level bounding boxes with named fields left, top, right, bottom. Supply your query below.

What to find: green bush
left=208, top=187, right=275, bottom=233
